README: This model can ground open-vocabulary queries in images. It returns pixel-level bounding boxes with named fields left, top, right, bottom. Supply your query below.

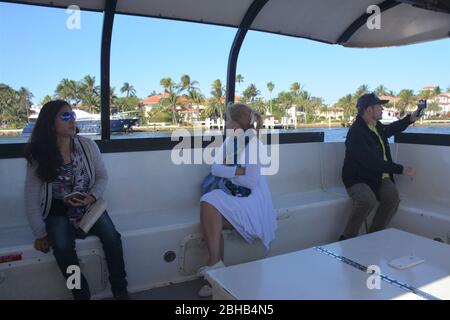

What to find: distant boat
left=342, top=112, right=399, bottom=127
left=380, top=112, right=399, bottom=125
left=22, top=108, right=139, bottom=135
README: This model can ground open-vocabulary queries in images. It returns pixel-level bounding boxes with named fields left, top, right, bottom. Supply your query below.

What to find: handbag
left=200, top=173, right=251, bottom=197
left=201, top=136, right=252, bottom=197
left=201, top=173, right=222, bottom=196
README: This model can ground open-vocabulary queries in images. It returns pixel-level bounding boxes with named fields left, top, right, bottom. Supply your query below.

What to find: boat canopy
left=7, top=0, right=450, bottom=47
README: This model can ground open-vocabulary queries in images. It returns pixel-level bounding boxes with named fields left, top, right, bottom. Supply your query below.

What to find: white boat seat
left=389, top=196, right=450, bottom=242
left=0, top=188, right=351, bottom=258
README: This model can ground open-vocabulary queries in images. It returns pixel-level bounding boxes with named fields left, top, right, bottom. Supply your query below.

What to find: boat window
left=109, top=14, right=235, bottom=141
left=236, top=31, right=450, bottom=143
left=0, top=3, right=102, bottom=144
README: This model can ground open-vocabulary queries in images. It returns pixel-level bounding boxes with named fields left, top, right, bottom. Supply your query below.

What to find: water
left=2, top=126, right=450, bottom=144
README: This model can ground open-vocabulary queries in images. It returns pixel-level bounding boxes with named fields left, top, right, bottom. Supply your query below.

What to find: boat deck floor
left=105, top=279, right=211, bottom=300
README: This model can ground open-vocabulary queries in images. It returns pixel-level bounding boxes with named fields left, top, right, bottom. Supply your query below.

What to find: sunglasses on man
left=60, top=111, right=77, bottom=122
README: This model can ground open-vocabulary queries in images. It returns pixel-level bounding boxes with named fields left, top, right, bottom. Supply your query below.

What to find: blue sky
left=0, top=2, right=449, bottom=105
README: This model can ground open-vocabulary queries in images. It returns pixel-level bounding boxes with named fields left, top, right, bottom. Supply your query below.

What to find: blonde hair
left=227, top=103, right=262, bottom=131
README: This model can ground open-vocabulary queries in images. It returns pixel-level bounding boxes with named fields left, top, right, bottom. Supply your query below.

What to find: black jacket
left=342, top=114, right=413, bottom=198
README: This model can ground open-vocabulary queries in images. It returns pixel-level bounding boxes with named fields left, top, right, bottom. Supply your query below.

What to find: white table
left=205, top=228, right=450, bottom=300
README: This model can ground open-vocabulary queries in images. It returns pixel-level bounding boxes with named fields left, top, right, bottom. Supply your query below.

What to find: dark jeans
left=45, top=211, right=128, bottom=300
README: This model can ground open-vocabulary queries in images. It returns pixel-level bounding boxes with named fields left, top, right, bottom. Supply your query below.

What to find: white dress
left=200, top=136, right=277, bottom=251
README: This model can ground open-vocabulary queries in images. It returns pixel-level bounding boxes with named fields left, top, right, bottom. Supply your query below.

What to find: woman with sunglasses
left=24, top=100, right=128, bottom=300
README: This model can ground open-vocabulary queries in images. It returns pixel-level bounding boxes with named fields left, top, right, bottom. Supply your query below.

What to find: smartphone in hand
left=64, top=191, right=86, bottom=202
left=417, top=99, right=427, bottom=117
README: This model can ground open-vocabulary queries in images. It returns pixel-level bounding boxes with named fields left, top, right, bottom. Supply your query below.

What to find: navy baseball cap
left=357, top=93, right=389, bottom=111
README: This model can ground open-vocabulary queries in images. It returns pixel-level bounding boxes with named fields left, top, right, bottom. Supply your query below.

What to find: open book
left=78, top=198, right=107, bottom=233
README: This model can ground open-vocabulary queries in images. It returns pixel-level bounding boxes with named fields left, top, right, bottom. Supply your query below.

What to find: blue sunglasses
left=60, top=111, right=77, bottom=122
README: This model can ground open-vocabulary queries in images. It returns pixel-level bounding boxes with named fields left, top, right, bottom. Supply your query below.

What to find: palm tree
left=355, top=84, right=370, bottom=98
left=275, top=91, right=295, bottom=118
left=82, top=75, right=98, bottom=94
left=336, top=94, right=354, bottom=122
left=159, top=77, right=182, bottom=124
left=17, top=87, right=33, bottom=117
left=236, top=74, right=244, bottom=94
left=433, top=86, right=442, bottom=97
left=210, top=79, right=224, bottom=119
left=290, top=82, right=302, bottom=96
left=109, top=86, right=118, bottom=112
left=307, top=97, right=323, bottom=123
left=242, top=84, right=261, bottom=103
left=427, top=101, right=442, bottom=116
left=80, top=75, right=100, bottom=113
left=120, top=82, right=136, bottom=98
left=55, top=79, right=70, bottom=101
left=160, top=92, right=181, bottom=125
left=211, top=79, right=224, bottom=99
left=41, top=95, right=54, bottom=106
left=160, top=77, right=176, bottom=93
left=350, top=84, right=370, bottom=108
left=397, top=89, right=415, bottom=117
left=0, top=84, right=32, bottom=127
left=267, top=82, right=274, bottom=113
left=190, top=90, right=204, bottom=106
left=180, top=75, right=200, bottom=117
left=203, top=102, right=220, bottom=119
left=296, top=90, right=312, bottom=123
left=180, top=74, right=199, bottom=94
left=18, top=87, right=33, bottom=101
left=55, top=78, right=81, bottom=106
left=419, top=89, right=433, bottom=100
left=375, top=85, right=389, bottom=97
left=267, top=82, right=274, bottom=95
left=82, top=93, right=100, bottom=113
left=289, top=83, right=310, bottom=122
left=0, top=84, right=13, bottom=125
left=252, top=98, right=267, bottom=115
left=189, top=89, right=204, bottom=120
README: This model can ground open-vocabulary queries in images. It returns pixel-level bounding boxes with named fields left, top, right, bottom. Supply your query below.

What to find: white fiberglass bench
left=0, top=142, right=351, bottom=299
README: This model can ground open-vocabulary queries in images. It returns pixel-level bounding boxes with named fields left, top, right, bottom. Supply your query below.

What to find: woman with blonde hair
left=197, top=103, right=277, bottom=297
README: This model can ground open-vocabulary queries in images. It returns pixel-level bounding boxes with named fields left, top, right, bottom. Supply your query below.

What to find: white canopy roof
left=7, top=0, right=450, bottom=47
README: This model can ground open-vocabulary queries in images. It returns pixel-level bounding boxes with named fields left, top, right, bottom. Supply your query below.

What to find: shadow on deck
left=106, top=279, right=212, bottom=300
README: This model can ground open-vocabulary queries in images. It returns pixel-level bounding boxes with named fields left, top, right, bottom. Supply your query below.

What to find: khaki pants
left=343, top=179, right=400, bottom=239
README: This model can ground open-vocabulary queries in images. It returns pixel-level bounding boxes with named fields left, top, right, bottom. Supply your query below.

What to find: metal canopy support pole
left=101, top=0, right=117, bottom=140
left=225, top=0, right=269, bottom=110
left=337, top=0, right=400, bottom=44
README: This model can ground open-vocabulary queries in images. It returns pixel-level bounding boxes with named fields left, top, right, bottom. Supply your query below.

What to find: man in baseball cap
left=357, top=92, right=389, bottom=114
left=340, top=92, right=422, bottom=241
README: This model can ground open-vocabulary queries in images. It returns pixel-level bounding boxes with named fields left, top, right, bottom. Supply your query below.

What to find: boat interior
left=0, top=0, right=449, bottom=299
left=2, top=133, right=450, bottom=299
